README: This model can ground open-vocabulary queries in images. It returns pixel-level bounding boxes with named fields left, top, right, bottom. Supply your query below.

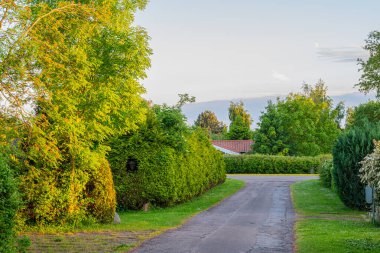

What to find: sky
left=134, top=0, right=380, bottom=104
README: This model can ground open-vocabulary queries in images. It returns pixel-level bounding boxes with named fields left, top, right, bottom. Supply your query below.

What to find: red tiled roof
left=211, top=140, right=253, bottom=153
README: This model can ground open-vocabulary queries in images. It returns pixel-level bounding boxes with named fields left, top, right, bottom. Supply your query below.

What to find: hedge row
left=224, top=154, right=331, bottom=174
left=109, top=107, right=226, bottom=210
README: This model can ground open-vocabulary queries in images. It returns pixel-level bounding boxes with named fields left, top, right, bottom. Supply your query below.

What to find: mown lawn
left=24, top=178, right=245, bottom=252
left=291, top=180, right=380, bottom=253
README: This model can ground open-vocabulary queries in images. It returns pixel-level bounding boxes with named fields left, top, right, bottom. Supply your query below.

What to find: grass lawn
left=24, top=178, right=245, bottom=253
left=291, top=179, right=380, bottom=253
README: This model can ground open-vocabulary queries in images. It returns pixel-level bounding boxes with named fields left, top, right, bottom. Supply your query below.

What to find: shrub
left=332, top=123, right=380, bottom=210
left=86, top=157, right=116, bottom=223
left=360, top=140, right=380, bottom=202
left=19, top=153, right=116, bottom=226
left=224, top=154, right=330, bottom=174
left=320, top=160, right=333, bottom=188
left=109, top=107, right=226, bottom=210
left=0, top=154, right=20, bottom=253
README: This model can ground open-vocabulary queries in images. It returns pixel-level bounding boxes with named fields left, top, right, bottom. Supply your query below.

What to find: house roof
left=211, top=140, right=253, bottom=154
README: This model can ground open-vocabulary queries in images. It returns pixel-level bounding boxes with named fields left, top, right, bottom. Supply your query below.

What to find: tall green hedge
left=109, top=107, right=226, bottom=210
left=0, top=154, right=20, bottom=253
left=332, top=123, right=380, bottom=210
left=224, top=154, right=330, bottom=174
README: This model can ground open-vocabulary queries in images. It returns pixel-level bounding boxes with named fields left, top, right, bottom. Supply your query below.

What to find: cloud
left=316, top=46, right=369, bottom=62
left=272, top=70, right=290, bottom=81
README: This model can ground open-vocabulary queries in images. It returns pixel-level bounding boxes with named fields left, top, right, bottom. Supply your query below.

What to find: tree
left=346, top=100, right=380, bottom=129
left=228, top=115, right=252, bottom=140
left=194, top=110, right=226, bottom=136
left=176, top=93, right=196, bottom=108
left=253, top=100, right=289, bottom=155
left=357, top=31, right=380, bottom=98
left=227, top=101, right=252, bottom=140
left=1, top=0, right=151, bottom=225
left=253, top=81, right=342, bottom=156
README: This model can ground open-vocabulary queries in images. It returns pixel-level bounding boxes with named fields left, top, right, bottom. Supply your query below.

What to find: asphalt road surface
left=131, top=175, right=317, bottom=253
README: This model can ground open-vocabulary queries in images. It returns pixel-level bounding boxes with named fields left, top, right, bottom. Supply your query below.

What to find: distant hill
left=182, top=92, right=376, bottom=128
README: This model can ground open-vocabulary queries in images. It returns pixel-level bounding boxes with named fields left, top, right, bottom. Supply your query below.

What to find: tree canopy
left=357, top=31, right=380, bottom=98
left=194, top=110, right=226, bottom=136
left=253, top=80, right=342, bottom=156
left=346, top=100, right=380, bottom=129
left=0, top=0, right=151, bottom=225
left=227, top=101, right=252, bottom=140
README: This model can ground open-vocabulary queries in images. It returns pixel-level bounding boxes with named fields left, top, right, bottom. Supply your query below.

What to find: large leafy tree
left=253, top=101, right=289, bottom=155
left=227, top=101, right=252, bottom=140
left=0, top=0, right=151, bottom=224
left=254, top=81, right=342, bottom=156
left=357, top=31, right=380, bottom=97
left=194, top=110, right=226, bottom=136
left=346, top=100, right=380, bottom=129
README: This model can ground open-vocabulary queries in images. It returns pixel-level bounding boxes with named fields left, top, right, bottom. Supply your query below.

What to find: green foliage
left=0, top=154, right=20, bottom=253
left=320, top=160, right=333, bottom=188
left=357, top=31, right=380, bottom=98
left=1, top=0, right=151, bottom=225
left=85, top=158, right=116, bottom=224
left=360, top=141, right=380, bottom=203
left=194, top=110, right=227, bottom=136
left=252, top=101, right=289, bottom=155
left=346, top=100, right=380, bottom=129
left=227, top=115, right=253, bottom=140
left=332, top=123, right=380, bottom=210
left=254, top=80, right=342, bottom=156
left=227, top=101, right=252, bottom=140
left=109, top=106, right=226, bottom=210
left=224, top=154, right=330, bottom=174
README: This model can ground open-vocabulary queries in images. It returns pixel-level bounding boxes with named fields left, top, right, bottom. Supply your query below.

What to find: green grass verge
left=90, top=178, right=245, bottom=232
left=25, top=178, right=244, bottom=233
left=291, top=180, right=380, bottom=253
left=24, top=178, right=245, bottom=252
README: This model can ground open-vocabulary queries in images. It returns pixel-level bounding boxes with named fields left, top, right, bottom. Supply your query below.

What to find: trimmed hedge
left=224, top=154, right=331, bottom=174
left=109, top=107, right=226, bottom=210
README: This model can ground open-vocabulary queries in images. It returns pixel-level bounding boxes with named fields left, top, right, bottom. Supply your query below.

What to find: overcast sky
left=134, top=0, right=379, bottom=104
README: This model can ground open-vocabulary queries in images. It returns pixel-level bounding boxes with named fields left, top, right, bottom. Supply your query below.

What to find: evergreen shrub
left=332, top=123, right=380, bottom=210
left=224, top=154, right=330, bottom=174
left=0, top=154, right=20, bottom=253
left=109, top=107, right=226, bottom=210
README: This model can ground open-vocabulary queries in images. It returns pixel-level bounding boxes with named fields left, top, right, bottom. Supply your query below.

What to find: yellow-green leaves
left=1, top=0, right=151, bottom=225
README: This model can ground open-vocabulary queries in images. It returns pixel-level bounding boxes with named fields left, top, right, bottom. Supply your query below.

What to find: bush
left=0, top=154, right=20, bottom=253
left=19, top=153, right=116, bottom=226
left=320, top=160, right=333, bottom=188
left=333, top=123, right=380, bottom=210
left=360, top=141, right=380, bottom=202
left=109, top=107, right=226, bottom=210
left=224, top=154, right=330, bottom=174
left=85, top=157, right=116, bottom=223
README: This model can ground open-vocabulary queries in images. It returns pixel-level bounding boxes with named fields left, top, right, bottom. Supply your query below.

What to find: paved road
left=131, top=175, right=317, bottom=253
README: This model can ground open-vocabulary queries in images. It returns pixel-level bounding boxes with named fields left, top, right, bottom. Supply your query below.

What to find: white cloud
left=272, top=70, right=290, bottom=81
left=316, top=46, right=369, bottom=62
left=314, top=42, right=320, bottom=48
